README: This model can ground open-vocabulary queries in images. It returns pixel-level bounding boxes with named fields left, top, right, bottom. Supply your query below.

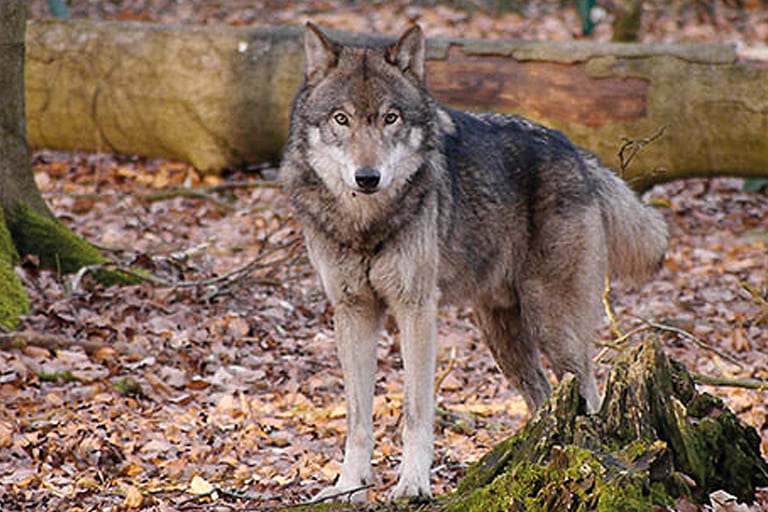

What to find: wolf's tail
left=592, top=161, right=668, bottom=282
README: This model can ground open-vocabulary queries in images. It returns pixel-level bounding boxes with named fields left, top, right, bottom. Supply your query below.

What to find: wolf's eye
left=333, top=112, right=349, bottom=126
left=383, top=113, right=399, bottom=125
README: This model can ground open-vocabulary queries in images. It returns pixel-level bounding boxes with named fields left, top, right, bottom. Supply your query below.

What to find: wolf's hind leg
left=519, top=277, right=602, bottom=413
left=475, top=305, right=551, bottom=414
left=312, top=301, right=382, bottom=504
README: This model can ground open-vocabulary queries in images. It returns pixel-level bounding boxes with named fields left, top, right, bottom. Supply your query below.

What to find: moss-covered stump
left=0, top=205, right=30, bottom=330
left=449, top=340, right=768, bottom=511
left=8, top=203, right=141, bottom=286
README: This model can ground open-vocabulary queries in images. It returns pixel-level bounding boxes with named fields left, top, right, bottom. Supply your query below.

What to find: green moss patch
left=9, top=203, right=140, bottom=286
left=0, top=205, right=29, bottom=330
left=449, top=445, right=670, bottom=512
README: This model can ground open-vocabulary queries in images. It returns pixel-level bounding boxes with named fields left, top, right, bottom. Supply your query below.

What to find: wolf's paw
left=387, top=477, right=432, bottom=502
left=312, top=482, right=368, bottom=504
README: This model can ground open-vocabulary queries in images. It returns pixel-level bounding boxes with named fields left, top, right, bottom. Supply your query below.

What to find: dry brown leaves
left=1, top=150, right=766, bottom=511
left=4, top=2, right=768, bottom=510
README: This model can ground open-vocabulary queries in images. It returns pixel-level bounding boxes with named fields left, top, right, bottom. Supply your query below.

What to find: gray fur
left=280, top=23, right=668, bottom=502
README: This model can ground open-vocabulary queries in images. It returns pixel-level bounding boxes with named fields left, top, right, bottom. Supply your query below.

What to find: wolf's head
left=290, top=23, right=439, bottom=199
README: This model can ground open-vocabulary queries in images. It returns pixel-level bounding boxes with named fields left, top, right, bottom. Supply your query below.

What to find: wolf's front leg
left=389, top=299, right=438, bottom=500
left=313, top=302, right=381, bottom=504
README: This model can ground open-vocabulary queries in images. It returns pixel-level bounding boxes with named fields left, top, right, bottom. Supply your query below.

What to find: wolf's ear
left=389, top=24, right=425, bottom=84
left=304, top=22, right=339, bottom=82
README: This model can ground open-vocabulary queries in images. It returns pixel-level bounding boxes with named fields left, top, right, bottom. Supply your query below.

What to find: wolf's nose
left=355, top=167, right=381, bottom=193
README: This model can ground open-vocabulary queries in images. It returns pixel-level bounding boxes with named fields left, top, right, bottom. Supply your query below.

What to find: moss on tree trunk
left=1, top=0, right=141, bottom=331
left=0, top=204, right=29, bottom=330
left=8, top=203, right=141, bottom=287
left=446, top=340, right=768, bottom=511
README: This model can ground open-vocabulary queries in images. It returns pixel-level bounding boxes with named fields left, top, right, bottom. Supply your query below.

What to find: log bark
left=25, top=20, right=768, bottom=189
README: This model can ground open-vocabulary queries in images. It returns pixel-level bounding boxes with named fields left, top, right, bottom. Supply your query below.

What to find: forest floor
left=3, top=1, right=768, bottom=511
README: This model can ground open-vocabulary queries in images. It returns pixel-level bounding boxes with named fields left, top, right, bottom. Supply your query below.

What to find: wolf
left=279, top=22, right=668, bottom=502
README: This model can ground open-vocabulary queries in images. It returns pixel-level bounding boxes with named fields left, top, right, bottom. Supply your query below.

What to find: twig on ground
left=298, top=483, right=374, bottom=506
left=642, top=319, right=743, bottom=368
left=177, top=489, right=215, bottom=507
left=435, top=346, right=458, bottom=396
left=201, top=179, right=281, bottom=191
left=138, top=180, right=280, bottom=208
left=691, top=371, right=768, bottom=390
left=0, top=330, right=124, bottom=356
left=741, top=281, right=768, bottom=324
left=70, top=239, right=302, bottom=295
left=137, top=187, right=236, bottom=210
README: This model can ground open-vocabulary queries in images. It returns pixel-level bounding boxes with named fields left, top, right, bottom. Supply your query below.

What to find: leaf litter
left=6, top=1, right=768, bottom=510
left=2, top=148, right=766, bottom=510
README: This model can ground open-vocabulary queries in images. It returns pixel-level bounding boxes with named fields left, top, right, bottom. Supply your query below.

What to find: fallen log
left=25, top=20, right=768, bottom=189
left=446, top=340, right=768, bottom=511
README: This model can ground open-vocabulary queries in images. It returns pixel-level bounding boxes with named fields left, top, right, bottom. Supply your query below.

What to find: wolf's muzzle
left=355, top=167, right=381, bottom=194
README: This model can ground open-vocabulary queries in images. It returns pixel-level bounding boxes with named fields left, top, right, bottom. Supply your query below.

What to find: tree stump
left=448, top=340, right=768, bottom=511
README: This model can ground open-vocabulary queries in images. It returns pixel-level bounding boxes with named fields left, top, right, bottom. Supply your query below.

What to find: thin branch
left=617, top=124, right=669, bottom=175
left=45, top=178, right=280, bottom=209
left=741, top=281, right=768, bottom=324
left=299, top=483, right=374, bottom=505
left=138, top=179, right=280, bottom=207
left=71, top=239, right=302, bottom=292
left=435, top=346, right=458, bottom=396
left=691, top=371, right=768, bottom=390
left=0, top=330, right=124, bottom=356
left=176, top=489, right=215, bottom=507
left=594, top=325, right=653, bottom=363
left=602, top=275, right=622, bottom=338
left=642, top=319, right=743, bottom=368
left=201, top=179, right=281, bottom=191
left=137, top=188, right=235, bottom=210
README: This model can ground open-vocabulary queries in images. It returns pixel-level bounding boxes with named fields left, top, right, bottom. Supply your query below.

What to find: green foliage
left=576, top=0, right=596, bottom=36
left=35, top=370, right=79, bottom=383
left=113, top=377, right=146, bottom=398
left=743, top=178, right=768, bottom=193
left=46, top=0, right=69, bottom=19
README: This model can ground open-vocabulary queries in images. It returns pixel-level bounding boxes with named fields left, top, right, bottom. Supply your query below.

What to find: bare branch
left=618, top=124, right=669, bottom=175
left=642, top=319, right=743, bottom=368
left=692, top=371, right=768, bottom=390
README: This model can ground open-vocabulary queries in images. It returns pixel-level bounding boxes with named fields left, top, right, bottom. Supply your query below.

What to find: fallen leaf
left=189, top=475, right=214, bottom=495
left=123, top=484, right=144, bottom=509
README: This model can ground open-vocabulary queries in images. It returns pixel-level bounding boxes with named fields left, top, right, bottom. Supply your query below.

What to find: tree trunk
left=0, top=3, right=135, bottom=329
left=1, top=0, right=36, bottom=329
left=25, top=20, right=768, bottom=189
left=0, top=3, right=52, bottom=226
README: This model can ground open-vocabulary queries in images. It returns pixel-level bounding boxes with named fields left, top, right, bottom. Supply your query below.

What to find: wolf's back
left=591, top=160, right=668, bottom=282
